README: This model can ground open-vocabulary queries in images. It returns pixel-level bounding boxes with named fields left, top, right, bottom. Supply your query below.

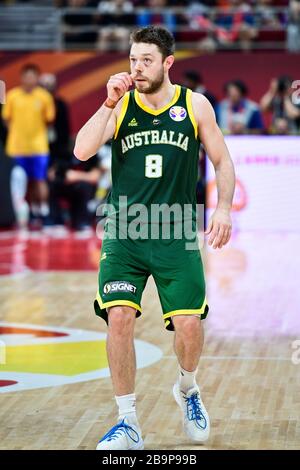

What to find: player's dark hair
left=21, top=63, right=40, bottom=75
left=130, top=26, right=175, bottom=60
left=185, top=70, right=203, bottom=85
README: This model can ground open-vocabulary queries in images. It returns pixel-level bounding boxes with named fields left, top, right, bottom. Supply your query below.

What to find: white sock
left=31, top=203, right=40, bottom=217
left=40, top=203, right=49, bottom=217
left=178, top=366, right=198, bottom=393
left=31, top=203, right=49, bottom=217
left=115, top=393, right=138, bottom=426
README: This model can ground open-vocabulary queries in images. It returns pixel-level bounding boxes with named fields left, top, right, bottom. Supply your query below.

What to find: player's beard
left=135, top=67, right=164, bottom=94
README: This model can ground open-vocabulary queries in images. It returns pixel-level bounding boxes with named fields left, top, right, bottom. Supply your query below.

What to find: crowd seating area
left=0, top=1, right=299, bottom=51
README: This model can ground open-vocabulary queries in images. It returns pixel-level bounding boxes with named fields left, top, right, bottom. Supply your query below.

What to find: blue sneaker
left=173, top=383, right=210, bottom=443
left=96, top=417, right=144, bottom=450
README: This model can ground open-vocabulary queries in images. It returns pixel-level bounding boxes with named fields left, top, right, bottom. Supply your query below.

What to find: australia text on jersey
left=121, top=130, right=189, bottom=154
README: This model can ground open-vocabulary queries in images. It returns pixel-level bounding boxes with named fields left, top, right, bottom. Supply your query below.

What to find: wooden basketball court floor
left=0, top=229, right=299, bottom=450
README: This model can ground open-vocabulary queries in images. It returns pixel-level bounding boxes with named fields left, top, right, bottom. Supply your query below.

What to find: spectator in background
left=47, top=153, right=101, bottom=236
left=55, top=0, right=98, bottom=5
left=190, top=0, right=257, bottom=51
left=181, top=69, right=212, bottom=219
left=1, top=64, right=55, bottom=228
left=183, top=70, right=217, bottom=111
left=218, top=79, right=264, bottom=134
left=0, top=104, right=7, bottom=148
left=287, top=0, right=300, bottom=52
left=0, top=138, right=16, bottom=229
left=216, top=0, right=257, bottom=50
left=96, top=143, right=112, bottom=204
left=260, top=76, right=300, bottom=134
left=64, top=0, right=99, bottom=47
left=38, top=73, right=101, bottom=235
left=96, top=0, right=135, bottom=51
left=256, top=0, right=282, bottom=28
left=39, top=73, right=71, bottom=171
left=137, top=0, right=177, bottom=34
left=187, top=1, right=218, bottom=52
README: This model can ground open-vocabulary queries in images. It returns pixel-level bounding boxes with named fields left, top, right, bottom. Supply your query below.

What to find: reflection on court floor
left=0, top=230, right=102, bottom=275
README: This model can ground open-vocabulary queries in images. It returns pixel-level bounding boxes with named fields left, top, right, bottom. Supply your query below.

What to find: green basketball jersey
left=107, top=85, right=200, bottom=224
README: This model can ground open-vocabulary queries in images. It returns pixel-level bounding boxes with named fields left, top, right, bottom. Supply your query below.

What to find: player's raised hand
left=205, top=207, right=232, bottom=249
left=107, top=72, right=133, bottom=103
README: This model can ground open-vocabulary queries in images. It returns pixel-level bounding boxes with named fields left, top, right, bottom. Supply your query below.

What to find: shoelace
left=99, top=419, right=139, bottom=443
left=185, top=392, right=207, bottom=429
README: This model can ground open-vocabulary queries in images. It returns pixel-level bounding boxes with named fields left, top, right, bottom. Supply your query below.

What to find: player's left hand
left=205, top=207, right=232, bottom=249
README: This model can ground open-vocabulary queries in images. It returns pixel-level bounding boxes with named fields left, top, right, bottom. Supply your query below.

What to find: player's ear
left=164, top=55, right=174, bottom=71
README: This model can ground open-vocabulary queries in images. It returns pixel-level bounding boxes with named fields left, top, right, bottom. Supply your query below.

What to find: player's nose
left=133, top=60, right=144, bottom=73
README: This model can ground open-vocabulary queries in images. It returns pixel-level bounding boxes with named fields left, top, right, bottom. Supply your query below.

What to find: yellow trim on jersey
left=134, top=84, right=181, bottom=116
left=186, top=88, right=198, bottom=139
left=114, top=91, right=130, bottom=139
left=96, top=292, right=141, bottom=312
left=163, top=297, right=208, bottom=321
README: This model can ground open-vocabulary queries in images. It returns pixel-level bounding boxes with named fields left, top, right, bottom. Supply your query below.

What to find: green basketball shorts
left=94, top=226, right=209, bottom=331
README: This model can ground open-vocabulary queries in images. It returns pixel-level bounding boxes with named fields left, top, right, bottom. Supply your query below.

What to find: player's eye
left=144, top=59, right=152, bottom=65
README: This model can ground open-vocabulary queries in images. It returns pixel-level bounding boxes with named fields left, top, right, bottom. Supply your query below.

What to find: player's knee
left=172, top=315, right=201, bottom=337
left=107, top=306, right=136, bottom=335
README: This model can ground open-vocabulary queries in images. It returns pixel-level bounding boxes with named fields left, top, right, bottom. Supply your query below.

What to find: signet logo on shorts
left=103, top=281, right=137, bottom=295
left=103, top=283, right=111, bottom=294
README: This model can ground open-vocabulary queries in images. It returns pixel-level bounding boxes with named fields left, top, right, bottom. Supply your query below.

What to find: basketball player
left=74, top=26, right=235, bottom=450
left=2, top=64, right=55, bottom=227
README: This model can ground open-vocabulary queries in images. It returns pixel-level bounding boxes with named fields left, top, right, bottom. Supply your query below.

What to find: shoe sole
left=172, top=383, right=209, bottom=444
left=130, top=441, right=144, bottom=450
left=96, top=439, right=144, bottom=451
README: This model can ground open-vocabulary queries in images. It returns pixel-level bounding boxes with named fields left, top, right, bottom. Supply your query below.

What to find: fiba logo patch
left=169, top=106, right=187, bottom=122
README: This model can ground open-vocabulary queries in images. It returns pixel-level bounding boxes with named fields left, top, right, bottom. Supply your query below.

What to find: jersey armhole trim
left=186, top=89, right=198, bottom=139
left=114, top=91, right=130, bottom=139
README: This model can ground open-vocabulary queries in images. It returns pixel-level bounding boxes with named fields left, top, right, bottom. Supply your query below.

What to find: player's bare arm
left=193, top=92, right=236, bottom=249
left=74, top=72, right=133, bottom=161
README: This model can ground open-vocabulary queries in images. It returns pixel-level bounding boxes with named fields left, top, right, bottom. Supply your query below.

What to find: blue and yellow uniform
left=2, top=86, right=55, bottom=180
